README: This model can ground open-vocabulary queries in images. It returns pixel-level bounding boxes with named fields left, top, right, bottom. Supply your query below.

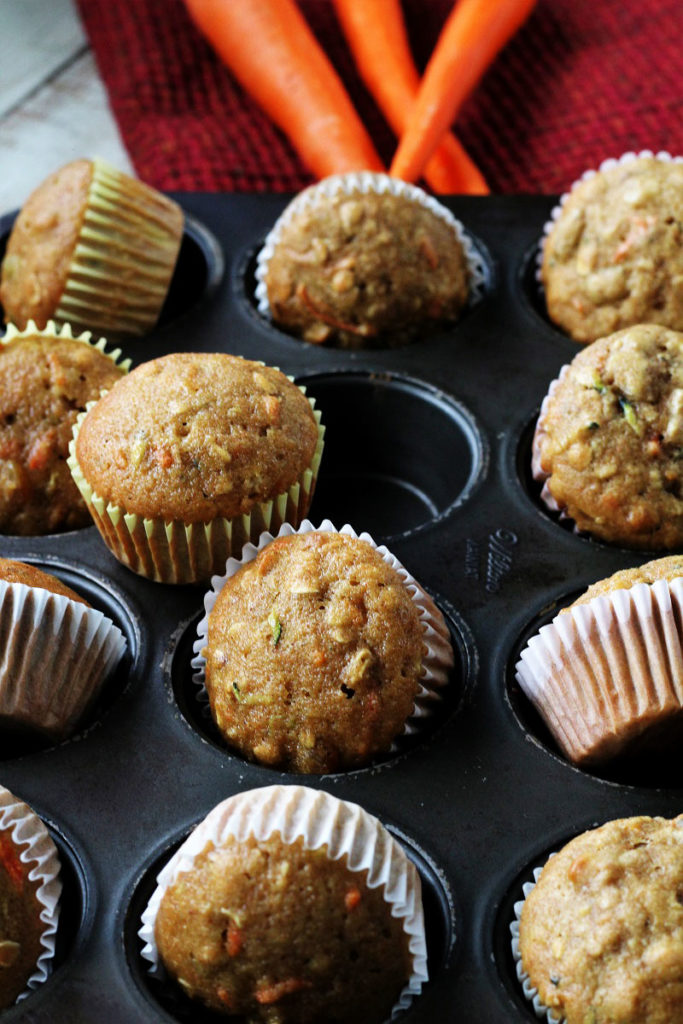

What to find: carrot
left=332, top=0, right=488, bottom=194
left=182, top=0, right=384, bottom=180
left=390, top=0, right=537, bottom=184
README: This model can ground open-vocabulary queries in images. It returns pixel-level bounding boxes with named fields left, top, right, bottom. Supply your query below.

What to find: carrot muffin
left=256, top=172, right=476, bottom=348
left=517, top=815, right=683, bottom=1024
left=532, top=323, right=683, bottom=549
left=516, top=555, right=683, bottom=765
left=0, top=786, right=61, bottom=1009
left=140, top=785, right=426, bottom=1023
left=201, top=529, right=432, bottom=773
left=68, top=353, right=324, bottom=583
left=0, top=321, right=128, bottom=535
left=0, top=158, right=184, bottom=337
left=541, top=154, right=683, bottom=343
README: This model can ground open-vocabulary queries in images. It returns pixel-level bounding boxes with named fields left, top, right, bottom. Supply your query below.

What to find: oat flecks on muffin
left=0, top=322, right=127, bottom=535
left=154, top=833, right=412, bottom=1023
left=533, top=324, right=683, bottom=549
left=0, top=557, right=88, bottom=606
left=73, top=352, right=319, bottom=523
left=262, top=175, right=470, bottom=348
left=204, top=530, right=425, bottom=773
left=542, top=155, right=683, bottom=343
left=567, top=554, right=683, bottom=608
left=519, top=815, right=683, bottom=1024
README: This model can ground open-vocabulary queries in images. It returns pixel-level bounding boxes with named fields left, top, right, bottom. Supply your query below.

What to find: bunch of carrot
left=182, top=0, right=537, bottom=194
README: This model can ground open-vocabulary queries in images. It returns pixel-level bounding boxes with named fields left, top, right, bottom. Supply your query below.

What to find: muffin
left=532, top=323, right=683, bottom=549
left=0, top=320, right=128, bottom=535
left=68, top=352, right=324, bottom=584
left=515, top=555, right=683, bottom=765
left=0, top=557, right=127, bottom=739
left=139, top=785, right=427, bottom=1022
left=0, top=158, right=184, bottom=337
left=541, top=153, right=683, bottom=343
left=195, top=522, right=453, bottom=773
left=0, top=785, right=61, bottom=1008
left=515, top=815, right=683, bottom=1024
left=255, top=172, right=481, bottom=348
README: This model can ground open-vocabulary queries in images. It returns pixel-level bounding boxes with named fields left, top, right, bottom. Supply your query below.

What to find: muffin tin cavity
left=516, top=239, right=572, bottom=344
left=300, top=372, right=485, bottom=541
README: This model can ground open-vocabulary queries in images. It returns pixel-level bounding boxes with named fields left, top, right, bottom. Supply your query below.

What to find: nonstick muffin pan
left=1, top=191, right=680, bottom=1023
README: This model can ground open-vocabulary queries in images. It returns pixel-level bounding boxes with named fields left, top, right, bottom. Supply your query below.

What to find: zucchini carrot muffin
left=532, top=323, right=683, bottom=549
left=0, top=158, right=184, bottom=337
left=0, top=557, right=126, bottom=739
left=516, top=555, right=683, bottom=765
left=256, top=172, right=480, bottom=349
left=541, top=153, right=683, bottom=343
left=140, top=785, right=427, bottom=1023
left=515, top=815, right=683, bottom=1024
left=68, top=352, right=324, bottom=583
left=0, top=320, right=128, bottom=535
left=0, top=785, right=61, bottom=1009
left=198, top=525, right=451, bottom=773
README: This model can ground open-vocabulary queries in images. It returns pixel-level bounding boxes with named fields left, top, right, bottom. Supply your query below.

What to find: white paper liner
left=254, top=171, right=487, bottom=319
left=0, top=577, right=127, bottom=738
left=191, top=519, right=454, bottom=745
left=515, top=576, right=683, bottom=763
left=1, top=319, right=131, bottom=372
left=510, top=858, right=564, bottom=1024
left=0, top=786, right=62, bottom=1003
left=138, top=784, right=428, bottom=1018
left=530, top=363, right=574, bottom=521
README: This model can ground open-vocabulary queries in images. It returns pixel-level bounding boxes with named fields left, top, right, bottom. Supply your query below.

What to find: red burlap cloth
left=76, top=0, right=682, bottom=195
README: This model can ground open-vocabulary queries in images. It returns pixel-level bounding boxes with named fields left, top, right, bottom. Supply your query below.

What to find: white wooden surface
left=0, top=0, right=132, bottom=216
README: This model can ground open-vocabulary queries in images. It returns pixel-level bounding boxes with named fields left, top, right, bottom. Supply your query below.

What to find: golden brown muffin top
left=0, top=825, right=45, bottom=1009
left=541, top=156, right=683, bottom=343
left=0, top=160, right=93, bottom=330
left=0, top=557, right=88, bottom=605
left=519, top=815, right=683, bottom=1024
left=533, top=324, right=683, bottom=549
left=155, top=833, right=411, bottom=1023
left=205, top=530, right=424, bottom=773
left=74, top=352, right=319, bottom=523
left=568, top=555, right=683, bottom=608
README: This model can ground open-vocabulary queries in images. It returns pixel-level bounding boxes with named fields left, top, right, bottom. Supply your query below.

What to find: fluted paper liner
left=0, top=786, right=62, bottom=1003
left=255, top=171, right=487, bottom=317
left=510, top=860, right=564, bottom=1024
left=516, top=576, right=683, bottom=763
left=0, top=578, right=126, bottom=738
left=67, top=386, right=325, bottom=585
left=192, top=519, right=453, bottom=741
left=54, top=158, right=184, bottom=337
left=138, top=784, right=428, bottom=1017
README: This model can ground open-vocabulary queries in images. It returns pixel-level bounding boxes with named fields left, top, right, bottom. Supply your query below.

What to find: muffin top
left=519, top=815, right=683, bottom=1024
left=154, top=832, right=412, bottom=1023
left=541, top=156, right=683, bottom=343
left=0, top=160, right=93, bottom=331
left=568, top=554, right=683, bottom=608
left=0, top=329, right=126, bottom=535
left=533, top=324, right=683, bottom=548
left=0, top=823, right=45, bottom=1009
left=0, top=557, right=88, bottom=605
left=263, top=176, right=470, bottom=348
left=204, top=530, right=425, bottom=773
left=73, top=353, right=319, bottom=523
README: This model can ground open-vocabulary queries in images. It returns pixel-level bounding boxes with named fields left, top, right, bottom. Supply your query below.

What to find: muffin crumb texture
left=0, top=829, right=46, bottom=1009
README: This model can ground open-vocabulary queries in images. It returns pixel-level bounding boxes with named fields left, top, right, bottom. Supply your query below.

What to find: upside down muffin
left=518, top=815, right=683, bottom=1024
left=541, top=154, right=683, bottom=343
left=532, top=324, right=683, bottom=548
left=203, top=529, right=429, bottom=773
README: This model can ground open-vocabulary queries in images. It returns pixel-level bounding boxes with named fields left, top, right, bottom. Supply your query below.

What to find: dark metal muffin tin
left=1, top=192, right=680, bottom=1023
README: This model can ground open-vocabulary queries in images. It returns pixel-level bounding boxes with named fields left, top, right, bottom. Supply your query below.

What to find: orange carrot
left=182, top=0, right=384, bottom=180
left=390, top=0, right=537, bottom=184
left=332, top=0, right=488, bottom=194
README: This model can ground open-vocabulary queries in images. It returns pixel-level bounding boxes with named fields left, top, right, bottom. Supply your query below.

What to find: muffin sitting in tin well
left=256, top=172, right=474, bottom=349
left=532, top=323, right=683, bottom=549
left=541, top=154, right=683, bottom=343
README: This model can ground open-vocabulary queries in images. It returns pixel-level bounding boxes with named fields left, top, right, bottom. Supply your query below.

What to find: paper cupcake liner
left=54, top=158, right=184, bottom=337
left=0, top=576, right=126, bottom=739
left=510, top=859, right=564, bottom=1024
left=138, top=784, right=428, bottom=1017
left=191, top=518, right=454, bottom=741
left=516, top=576, right=683, bottom=763
left=1, top=318, right=131, bottom=370
left=67, top=386, right=325, bottom=585
left=254, top=171, right=487, bottom=319
left=0, top=786, right=62, bottom=1003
